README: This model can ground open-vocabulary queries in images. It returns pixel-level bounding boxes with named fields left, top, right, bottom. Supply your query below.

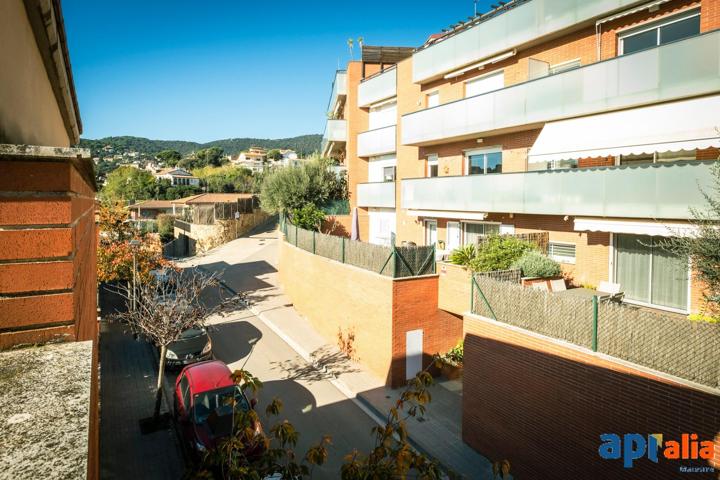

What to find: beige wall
left=437, top=262, right=472, bottom=316
left=278, top=241, right=394, bottom=379
left=0, top=0, right=71, bottom=147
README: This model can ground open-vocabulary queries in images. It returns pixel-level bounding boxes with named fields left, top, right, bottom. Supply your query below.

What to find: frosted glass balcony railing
left=403, top=30, right=720, bottom=146
left=357, top=125, right=396, bottom=157
left=321, top=119, right=347, bottom=156
left=413, top=0, right=650, bottom=83
left=327, top=70, right=347, bottom=113
left=358, top=68, right=396, bottom=107
left=357, top=182, right=395, bottom=208
left=401, top=161, right=715, bottom=220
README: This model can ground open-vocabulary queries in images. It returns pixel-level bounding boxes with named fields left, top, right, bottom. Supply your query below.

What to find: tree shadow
left=270, top=345, right=359, bottom=383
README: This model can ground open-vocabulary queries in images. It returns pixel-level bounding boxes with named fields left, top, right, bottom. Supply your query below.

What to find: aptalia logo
left=598, top=433, right=717, bottom=468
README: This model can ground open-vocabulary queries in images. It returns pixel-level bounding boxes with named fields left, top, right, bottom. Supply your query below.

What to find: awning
left=406, top=209, right=488, bottom=221
left=574, top=218, right=698, bottom=237
left=528, top=95, right=720, bottom=163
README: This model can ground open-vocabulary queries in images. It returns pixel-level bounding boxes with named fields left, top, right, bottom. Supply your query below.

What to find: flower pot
left=441, top=362, right=463, bottom=380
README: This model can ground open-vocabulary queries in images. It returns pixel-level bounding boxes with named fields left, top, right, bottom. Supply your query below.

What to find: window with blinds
left=548, top=242, right=576, bottom=264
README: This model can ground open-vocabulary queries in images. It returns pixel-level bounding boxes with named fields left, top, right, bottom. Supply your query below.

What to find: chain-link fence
left=281, top=218, right=435, bottom=278
left=471, top=274, right=720, bottom=388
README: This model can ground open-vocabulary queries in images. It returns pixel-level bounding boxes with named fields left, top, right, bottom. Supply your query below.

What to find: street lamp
left=129, top=239, right=141, bottom=311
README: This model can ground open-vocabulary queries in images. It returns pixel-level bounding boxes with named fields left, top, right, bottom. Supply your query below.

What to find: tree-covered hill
left=79, top=134, right=321, bottom=157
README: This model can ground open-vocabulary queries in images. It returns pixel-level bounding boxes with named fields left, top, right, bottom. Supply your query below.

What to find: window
left=548, top=242, right=576, bottom=264
left=383, top=166, right=396, bottom=182
left=369, top=100, right=397, bottom=130
left=619, top=10, right=700, bottom=55
left=427, top=154, right=438, bottom=177
left=527, top=158, right=579, bottom=171
left=465, top=70, right=504, bottom=97
left=425, top=220, right=437, bottom=246
left=463, top=222, right=500, bottom=246
left=180, top=375, right=191, bottom=411
left=549, top=58, right=581, bottom=75
left=426, top=91, right=439, bottom=108
left=619, top=149, right=696, bottom=165
left=466, top=148, right=502, bottom=175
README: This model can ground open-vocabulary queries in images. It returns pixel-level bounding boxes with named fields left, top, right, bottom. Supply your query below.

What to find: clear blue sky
left=62, top=0, right=493, bottom=143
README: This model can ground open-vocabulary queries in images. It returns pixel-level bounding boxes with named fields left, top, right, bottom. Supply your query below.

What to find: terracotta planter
left=521, top=276, right=565, bottom=291
left=441, top=362, right=463, bottom=380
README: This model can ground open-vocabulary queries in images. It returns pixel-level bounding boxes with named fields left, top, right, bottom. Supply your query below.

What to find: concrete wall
left=0, top=0, right=71, bottom=147
left=173, top=209, right=269, bottom=255
left=462, top=313, right=720, bottom=479
left=437, top=262, right=472, bottom=316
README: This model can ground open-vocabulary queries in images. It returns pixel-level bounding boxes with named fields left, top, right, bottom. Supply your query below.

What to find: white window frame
left=618, top=8, right=700, bottom=55
left=461, top=220, right=501, bottom=245
left=548, top=241, right=577, bottom=265
left=426, top=154, right=439, bottom=177
left=425, top=219, right=438, bottom=246
left=464, top=146, right=502, bottom=176
left=464, top=69, right=504, bottom=98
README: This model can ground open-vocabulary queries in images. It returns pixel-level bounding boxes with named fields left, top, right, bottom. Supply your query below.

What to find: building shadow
left=208, top=320, right=262, bottom=365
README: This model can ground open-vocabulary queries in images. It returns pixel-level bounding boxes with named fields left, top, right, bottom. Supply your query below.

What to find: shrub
left=687, top=313, right=720, bottom=323
left=512, top=250, right=562, bottom=278
left=290, top=204, right=326, bottom=231
left=469, top=235, right=535, bottom=272
left=448, top=244, right=476, bottom=267
left=156, top=214, right=175, bottom=243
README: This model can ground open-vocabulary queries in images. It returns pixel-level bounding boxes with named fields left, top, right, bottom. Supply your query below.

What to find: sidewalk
left=179, top=226, right=493, bottom=479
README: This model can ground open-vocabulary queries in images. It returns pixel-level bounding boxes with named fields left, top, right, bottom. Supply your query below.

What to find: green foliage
left=178, top=146, right=226, bottom=170
left=156, top=214, right=175, bottom=243
left=266, top=149, right=282, bottom=161
left=512, top=250, right=561, bottom=278
left=468, top=235, right=535, bottom=272
left=435, top=341, right=463, bottom=367
left=155, top=149, right=182, bottom=166
left=448, top=244, right=476, bottom=267
left=163, top=184, right=201, bottom=200
left=193, top=165, right=255, bottom=193
left=100, top=166, right=157, bottom=203
left=260, top=158, right=347, bottom=214
left=290, top=204, right=326, bottom=231
left=687, top=313, right=720, bottom=323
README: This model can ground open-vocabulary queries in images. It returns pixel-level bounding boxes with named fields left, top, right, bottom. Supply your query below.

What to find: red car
left=174, top=360, right=261, bottom=454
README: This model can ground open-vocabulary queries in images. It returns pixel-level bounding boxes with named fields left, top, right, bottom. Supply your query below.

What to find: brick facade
left=462, top=314, right=720, bottom=480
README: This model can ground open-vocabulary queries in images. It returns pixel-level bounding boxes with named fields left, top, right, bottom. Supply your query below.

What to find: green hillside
left=79, top=134, right=321, bottom=157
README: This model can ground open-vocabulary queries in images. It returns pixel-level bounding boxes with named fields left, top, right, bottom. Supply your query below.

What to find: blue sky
left=62, top=0, right=493, bottom=143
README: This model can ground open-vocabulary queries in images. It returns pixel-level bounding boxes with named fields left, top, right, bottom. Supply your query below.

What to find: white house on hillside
left=153, top=167, right=200, bottom=186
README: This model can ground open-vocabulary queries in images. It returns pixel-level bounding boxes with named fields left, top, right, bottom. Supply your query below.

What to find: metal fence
left=471, top=274, right=720, bottom=388
left=281, top=218, right=435, bottom=278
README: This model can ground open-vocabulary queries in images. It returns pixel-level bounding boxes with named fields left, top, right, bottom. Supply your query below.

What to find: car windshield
left=193, top=386, right=249, bottom=424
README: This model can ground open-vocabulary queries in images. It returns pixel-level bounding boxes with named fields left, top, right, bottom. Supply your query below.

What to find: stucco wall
left=437, top=262, right=472, bottom=316
left=279, top=241, right=394, bottom=379
left=0, top=0, right=70, bottom=147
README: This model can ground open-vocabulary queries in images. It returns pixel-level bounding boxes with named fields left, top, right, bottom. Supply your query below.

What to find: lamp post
left=129, top=239, right=141, bottom=311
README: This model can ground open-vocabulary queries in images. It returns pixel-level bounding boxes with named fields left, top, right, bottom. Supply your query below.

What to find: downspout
left=595, top=22, right=602, bottom=62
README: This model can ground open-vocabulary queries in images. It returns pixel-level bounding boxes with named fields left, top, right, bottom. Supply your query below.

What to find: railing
left=401, top=160, right=715, bottom=220
left=357, top=182, right=395, bottom=208
left=280, top=217, right=435, bottom=278
left=403, top=30, right=720, bottom=145
left=471, top=274, right=720, bottom=388
left=358, top=67, right=396, bottom=107
left=321, top=119, right=347, bottom=156
left=357, top=125, right=396, bottom=157
left=413, top=0, right=661, bottom=83
left=327, top=70, right=347, bottom=113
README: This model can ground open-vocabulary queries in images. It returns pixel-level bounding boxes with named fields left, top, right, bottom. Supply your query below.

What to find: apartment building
left=324, top=0, right=720, bottom=315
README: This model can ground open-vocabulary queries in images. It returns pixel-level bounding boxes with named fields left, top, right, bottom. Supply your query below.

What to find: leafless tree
left=111, top=268, right=244, bottom=424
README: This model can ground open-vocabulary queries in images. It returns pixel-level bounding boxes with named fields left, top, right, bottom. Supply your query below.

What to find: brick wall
left=462, top=314, right=720, bottom=480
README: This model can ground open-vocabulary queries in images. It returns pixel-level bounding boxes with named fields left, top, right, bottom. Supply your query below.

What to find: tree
left=290, top=204, right=326, bottom=232
left=100, top=166, right=157, bottom=203
left=267, top=149, right=282, bottom=161
left=182, top=147, right=227, bottom=170
left=111, top=270, right=242, bottom=424
left=660, top=160, right=720, bottom=317
left=156, top=149, right=182, bottom=166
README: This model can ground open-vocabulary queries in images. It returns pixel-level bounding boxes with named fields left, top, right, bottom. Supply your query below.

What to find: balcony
left=413, top=0, right=651, bottom=83
left=327, top=70, right=347, bottom=116
left=403, top=30, right=720, bottom=146
left=358, top=68, right=396, bottom=107
left=357, top=181, right=395, bottom=208
left=321, top=119, right=347, bottom=157
left=357, top=125, right=396, bottom=157
left=400, top=161, right=715, bottom=220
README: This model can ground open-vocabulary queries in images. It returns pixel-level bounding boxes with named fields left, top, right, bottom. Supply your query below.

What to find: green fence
left=320, top=199, right=350, bottom=216
left=471, top=274, right=720, bottom=389
left=281, top=217, right=435, bottom=278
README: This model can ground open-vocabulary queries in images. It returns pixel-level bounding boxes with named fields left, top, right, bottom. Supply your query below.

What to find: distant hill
left=79, top=134, right=322, bottom=157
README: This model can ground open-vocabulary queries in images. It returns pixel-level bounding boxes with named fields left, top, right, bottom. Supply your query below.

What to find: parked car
left=174, top=360, right=262, bottom=455
left=166, top=327, right=212, bottom=367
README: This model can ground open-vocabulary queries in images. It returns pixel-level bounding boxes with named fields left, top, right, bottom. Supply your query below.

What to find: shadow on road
left=209, top=320, right=263, bottom=365
left=270, top=345, right=360, bottom=383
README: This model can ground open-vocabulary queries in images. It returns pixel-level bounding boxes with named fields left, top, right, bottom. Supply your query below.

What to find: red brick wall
left=462, top=315, right=720, bottom=479
left=389, top=275, right=463, bottom=387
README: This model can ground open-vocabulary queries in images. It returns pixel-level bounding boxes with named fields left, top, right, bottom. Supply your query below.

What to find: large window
left=465, top=70, right=504, bottom=97
left=463, top=222, right=500, bottom=246
left=619, top=10, right=700, bottom=55
left=466, top=148, right=502, bottom=175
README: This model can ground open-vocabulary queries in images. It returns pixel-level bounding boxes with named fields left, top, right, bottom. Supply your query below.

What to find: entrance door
left=446, top=222, right=461, bottom=251
left=615, top=234, right=689, bottom=311
left=425, top=220, right=437, bottom=247
left=406, top=329, right=423, bottom=380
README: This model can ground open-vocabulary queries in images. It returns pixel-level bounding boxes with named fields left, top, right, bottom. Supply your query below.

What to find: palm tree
left=347, top=38, right=354, bottom=60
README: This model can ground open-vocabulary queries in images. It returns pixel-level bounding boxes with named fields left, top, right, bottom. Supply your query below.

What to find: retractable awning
left=528, top=96, right=720, bottom=164
left=574, top=218, right=698, bottom=237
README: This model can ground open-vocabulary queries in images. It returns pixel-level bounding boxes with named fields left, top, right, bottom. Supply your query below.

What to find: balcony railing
left=413, top=0, right=650, bottom=83
left=400, top=161, right=715, bottom=220
left=358, top=67, right=396, bottom=107
left=357, top=125, right=396, bottom=157
left=327, top=70, right=347, bottom=114
left=357, top=181, right=395, bottom=208
left=321, top=119, right=347, bottom=156
left=403, top=30, right=720, bottom=146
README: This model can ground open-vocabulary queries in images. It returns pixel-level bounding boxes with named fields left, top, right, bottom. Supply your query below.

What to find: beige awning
left=574, top=218, right=698, bottom=237
left=528, top=96, right=720, bottom=164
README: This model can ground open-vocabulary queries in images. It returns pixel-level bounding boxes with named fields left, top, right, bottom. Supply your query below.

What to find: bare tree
left=112, top=268, right=243, bottom=425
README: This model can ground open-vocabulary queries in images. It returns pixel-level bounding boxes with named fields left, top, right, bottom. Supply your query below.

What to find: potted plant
left=435, top=341, right=463, bottom=380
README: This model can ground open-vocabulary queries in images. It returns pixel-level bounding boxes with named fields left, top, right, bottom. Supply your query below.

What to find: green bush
left=469, top=235, right=535, bottom=272
left=157, top=214, right=175, bottom=243
left=290, top=204, right=326, bottom=231
left=448, top=244, right=476, bottom=267
left=512, top=250, right=561, bottom=278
